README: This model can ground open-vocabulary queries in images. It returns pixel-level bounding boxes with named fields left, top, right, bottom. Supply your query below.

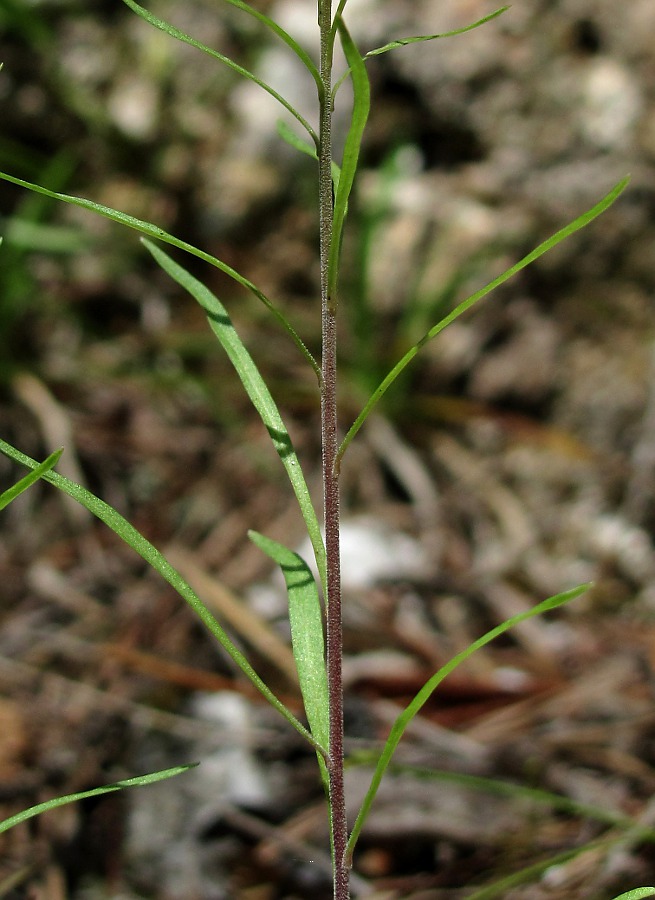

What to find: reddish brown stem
left=318, top=1, right=348, bottom=898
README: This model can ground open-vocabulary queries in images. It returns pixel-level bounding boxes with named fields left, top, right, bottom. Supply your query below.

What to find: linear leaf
left=366, top=7, right=509, bottom=58
left=0, top=765, right=197, bottom=834
left=328, top=17, right=370, bottom=305
left=0, top=170, right=320, bottom=382
left=611, top=892, right=655, bottom=900
left=0, top=437, right=320, bottom=751
left=329, top=0, right=349, bottom=53
left=121, top=0, right=318, bottom=146
left=0, top=447, right=62, bottom=510
left=466, top=835, right=620, bottom=900
left=276, top=119, right=342, bottom=191
left=346, top=584, right=590, bottom=861
left=332, top=8, right=509, bottom=100
left=248, top=530, right=329, bottom=756
left=142, top=239, right=327, bottom=595
left=337, top=176, right=630, bottom=464
left=344, top=759, right=655, bottom=843
left=220, top=0, right=323, bottom=102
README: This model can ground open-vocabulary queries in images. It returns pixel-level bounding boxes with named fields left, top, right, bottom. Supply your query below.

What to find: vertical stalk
left=318, top=2, right=348, bottom=899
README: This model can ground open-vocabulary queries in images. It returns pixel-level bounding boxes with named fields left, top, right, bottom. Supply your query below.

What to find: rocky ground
left=1, top=0, right=655, bottom=897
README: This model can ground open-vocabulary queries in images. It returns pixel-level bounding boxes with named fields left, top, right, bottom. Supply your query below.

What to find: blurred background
left=1, top=0, right=655, bottom=897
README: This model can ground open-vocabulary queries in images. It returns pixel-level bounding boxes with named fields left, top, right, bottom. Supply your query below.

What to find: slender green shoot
left=276, top=119, right=342, bottom=191
left=345, top=759, right=655, bottom=844
left=346, top=583, right=590, bottom=862
left=612, top=892, right=655, bottom=900
left=0, top=437, right=322, bottom=752
left=122, top=0, right=319, bottom=147
left=143, top=239, right=327, bottom=596
left=612, top=891, right=655, bottom=900
left=332, top=7, right=509, bottom=99
left=0, top=171, right=321, bottom=383
left=0, top=765, right=197, bottom=834
left=466, top=834, right=625, bottom=899
left=219, top=0, right=323, bottom=100
left=249, top=530, right=330, bottom=764
left=337, top=176, right=630, bottom=466
left=0, top=447, right=62, bottom=510
left=328, top=18, right=370, bottom=307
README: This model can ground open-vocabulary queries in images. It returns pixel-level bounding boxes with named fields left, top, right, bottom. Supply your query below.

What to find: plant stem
left=318, top=1, right=348, bottom=898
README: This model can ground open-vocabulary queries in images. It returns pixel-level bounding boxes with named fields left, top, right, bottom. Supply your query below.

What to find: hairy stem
left=318, top=1, right=348, bottom=898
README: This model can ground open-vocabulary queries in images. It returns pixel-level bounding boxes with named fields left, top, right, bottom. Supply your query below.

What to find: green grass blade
left=248, top=530, right=329, bottom=756
left=366, top=7, right=509, bottom=58
left=0, top=437, right=320, bottom=751
left=0, top=447, right=62, bottom=510
left=0, top=765, right=197, bottom=834
left=337, top=176, right=630, bottom=464
left=0, top=170, right=320, bottom=382
left=221, top=0, right=323, bottom=107
left=142, top=239, right=327, bottom=595
left=327, top=17, right=370, bottom=306
left=346, top=584, right=590, bottom=861
left=121, top=0, right=318, bottom=146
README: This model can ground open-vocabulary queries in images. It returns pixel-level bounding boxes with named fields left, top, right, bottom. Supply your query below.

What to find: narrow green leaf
left=466, top=835, right=616, bottom=899
left=329, top=0, right=349, bottom=53
left=612, top=891, right=655, bottom=900
left=328, top=18, right=370, bottom=305
left=142, top=239, right=327, bottom=596
left=344, top=759, right=655, bottom=844
left=332, top=7, right=509, bottom=100
left=0, top=447, right=62, bottom=510
left=346, top=584, right=590, bottom=861
left=220, top=0, right=323, bottom=105
left=0, top=765, right=197, bottom=834
left=121, top=0, right=318, bottom=147
left=248, top=530, right=329, bottom=755
left=337, top=177, right=630, bottom=464
left=276, top=119, right=341, bottom=191
left=0, top=437, right=320, bottom=751
left=0, top=170, right=320, bottom=382
left=366, top=7, right=509, bottom=58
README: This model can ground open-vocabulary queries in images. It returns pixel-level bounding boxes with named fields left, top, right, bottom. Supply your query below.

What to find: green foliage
left=249, top=530, right=330, bottom=763
left=0, top=766, right=198, bottom=835
left=612, top=891, right=655, bottom=900
left=0, top=1, right=634, bottom=896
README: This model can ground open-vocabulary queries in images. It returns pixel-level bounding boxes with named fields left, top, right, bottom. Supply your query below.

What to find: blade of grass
left=345, top=583, right=590, bottom=862
left=0, top=171, right=320, bottom=383
left=0, top=765, right=197, bottom=834
left=248, top=530, right=329, bottom=758
left=121, top=0, right=318, bottom=147
left=332, top=7, right=509, bottom=99
left=327, top=17, right=370, bottom=307
left=0, top=447, right=62, bottom=510
left=337, top=176, right=630, bottom=465
left=0, top=437, right=321, bottom=752
left=142, top=238, right=327, bottom=596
